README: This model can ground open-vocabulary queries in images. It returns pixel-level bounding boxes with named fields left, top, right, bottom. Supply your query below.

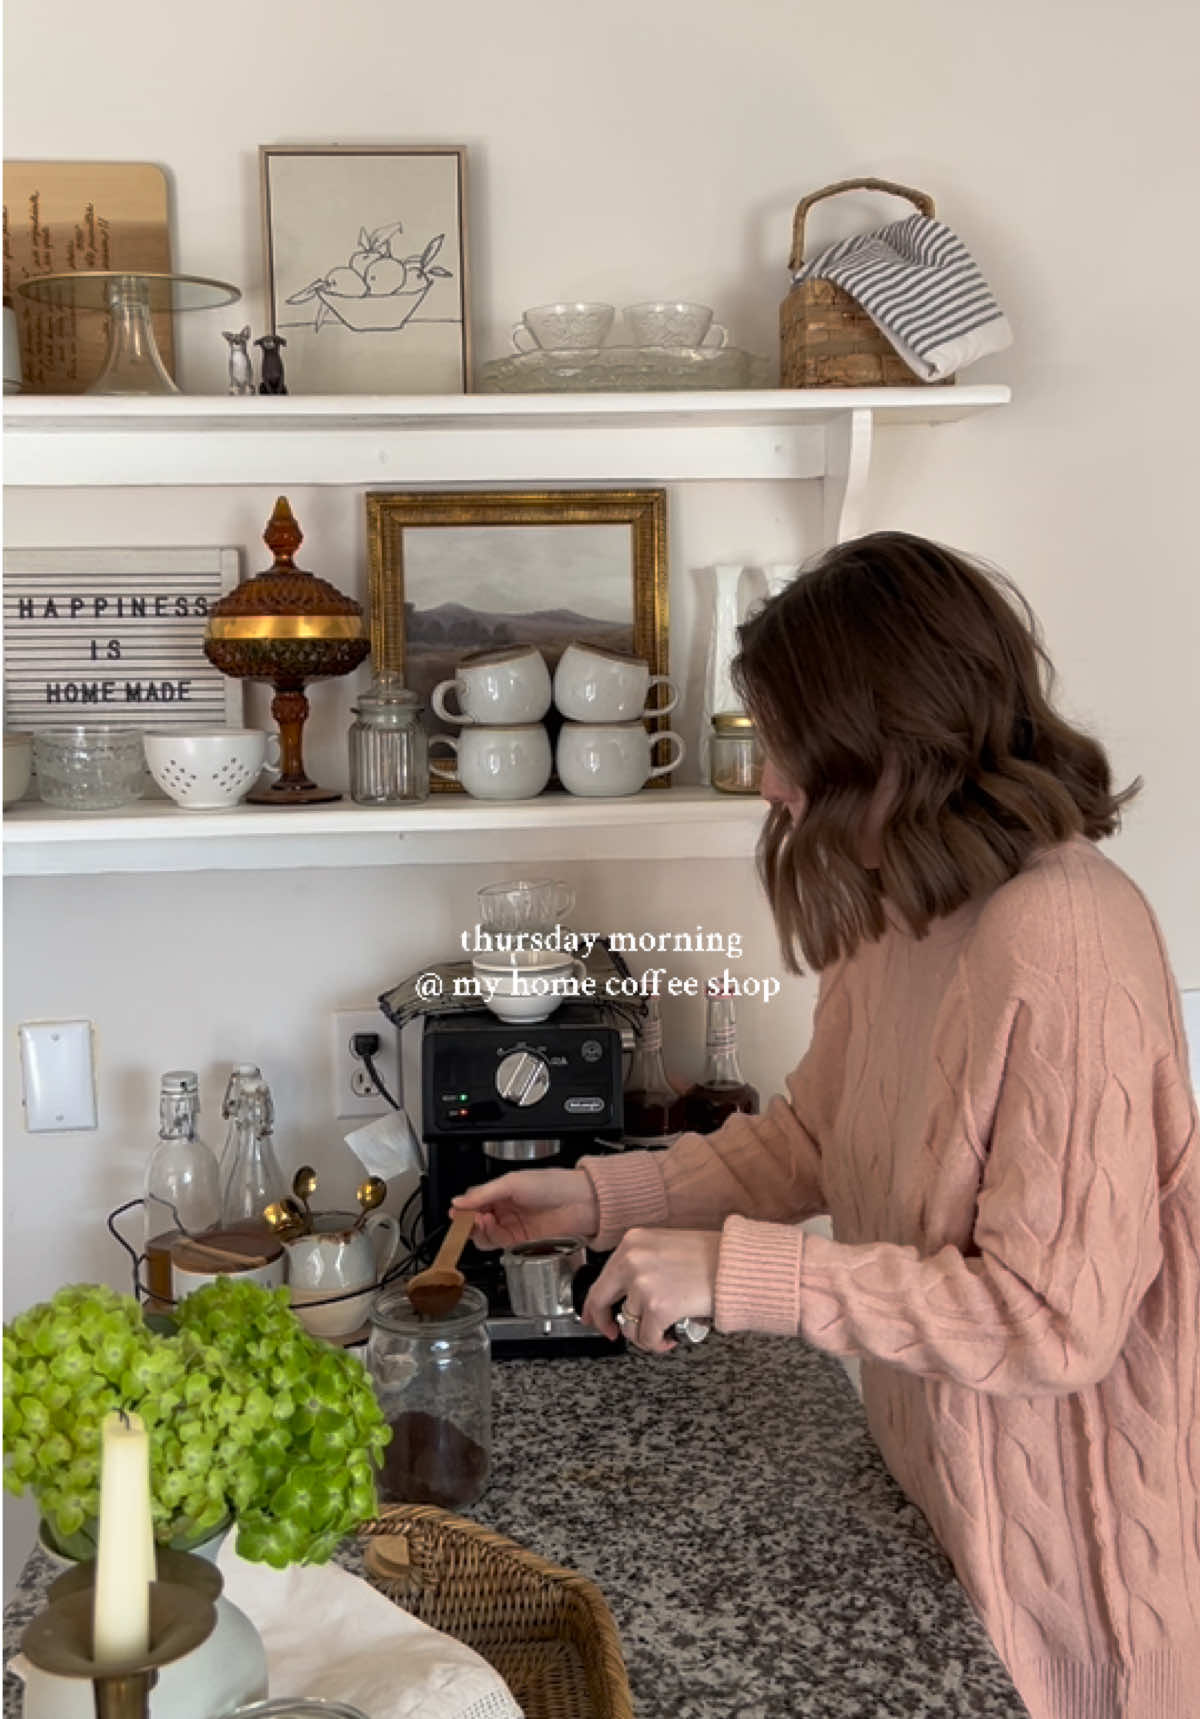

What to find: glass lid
left=370, top=1281, right=488, bottom=1334
left=356, top=670, right=421, bottom=711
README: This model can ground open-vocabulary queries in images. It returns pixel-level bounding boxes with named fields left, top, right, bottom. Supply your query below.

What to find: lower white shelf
left=2, top=787, right=765, bottom=877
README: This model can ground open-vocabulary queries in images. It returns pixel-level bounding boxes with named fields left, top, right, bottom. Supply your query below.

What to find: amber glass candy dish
left=204, top=497, right=369, bottom=804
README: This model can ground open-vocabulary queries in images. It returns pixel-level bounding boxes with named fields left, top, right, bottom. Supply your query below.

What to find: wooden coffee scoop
left=406, top=1209, right=476, bottom=1318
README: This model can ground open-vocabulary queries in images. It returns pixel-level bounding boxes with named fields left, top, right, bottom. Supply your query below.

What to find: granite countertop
left=4, top=1334, right=1028, bottom=1718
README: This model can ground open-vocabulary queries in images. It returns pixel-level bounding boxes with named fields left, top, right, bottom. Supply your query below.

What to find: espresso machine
left=419, top=1001, right=626, bottom=1356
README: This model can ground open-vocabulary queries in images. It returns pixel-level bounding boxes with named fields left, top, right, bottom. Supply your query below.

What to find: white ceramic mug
left=512, top=302, right=615, bottom=353
left=624, top=301, right=728, bottom=350
left=431, top=646, right=551, bottom=726
left=3, top=732, right=33, bottom=807
left=429, top=724, right=551, bottom=799
left=143, top=729, right=281, bottom=810
left=553, top=642, right=679, bottom=723
left=556, top=721, right=685, bottom=797
left=283, top=1210, right=402, bottom=1340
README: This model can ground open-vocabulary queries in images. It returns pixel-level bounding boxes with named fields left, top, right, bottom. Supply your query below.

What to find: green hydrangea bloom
left=4, top=1279, right=390, bottom=1566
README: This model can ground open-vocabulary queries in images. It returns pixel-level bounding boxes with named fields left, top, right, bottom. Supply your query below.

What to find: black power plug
left=348, top=1029, right=399, bottom=1110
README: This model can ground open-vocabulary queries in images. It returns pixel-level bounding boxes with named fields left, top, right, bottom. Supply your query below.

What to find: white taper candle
left=92, top=1409, right=153, bottom=1666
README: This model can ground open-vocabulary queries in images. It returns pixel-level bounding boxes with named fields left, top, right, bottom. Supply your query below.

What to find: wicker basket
left=359, top=1504, right=634, bottom=1719
left=780, top=176, right=952, bottom=388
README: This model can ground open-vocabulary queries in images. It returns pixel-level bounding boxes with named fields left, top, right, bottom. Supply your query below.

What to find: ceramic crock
left=20, top=1525, right=268, bottom=1719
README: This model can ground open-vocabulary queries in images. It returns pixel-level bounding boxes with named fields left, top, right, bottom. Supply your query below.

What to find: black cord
left=107, top=1199, right=145, bottom=1299
left=397, top=1178, right=423, bottom=1246
left=359, top=1047, right=401, bottom=1111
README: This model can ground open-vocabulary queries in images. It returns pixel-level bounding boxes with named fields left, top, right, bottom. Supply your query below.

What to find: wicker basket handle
left=789, top=177, right=936, bottom=271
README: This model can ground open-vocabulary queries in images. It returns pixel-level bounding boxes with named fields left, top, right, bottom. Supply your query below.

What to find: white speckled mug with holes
left=143, top=729, right=281, bottom=810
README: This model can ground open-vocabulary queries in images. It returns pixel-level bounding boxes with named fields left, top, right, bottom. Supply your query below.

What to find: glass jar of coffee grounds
left=709, top=712, right=763, bottom=794
left=367, top=1282, right=491, bottom=1509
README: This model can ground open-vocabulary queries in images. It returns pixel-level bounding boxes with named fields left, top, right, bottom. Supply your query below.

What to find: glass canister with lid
left=367, top=1282, right=491, bottom=1509
left=708, top=711, right=763, bottom=794
left=348, top=671, right=430, bottom=804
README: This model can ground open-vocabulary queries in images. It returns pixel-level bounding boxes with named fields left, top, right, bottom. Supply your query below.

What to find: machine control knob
left=495, top=1050, right=551, bottom=1107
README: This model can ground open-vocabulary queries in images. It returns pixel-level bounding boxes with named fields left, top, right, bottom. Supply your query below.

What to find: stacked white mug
left=552, top=642, right=685, bottom=796
left=428, top=646, right=553, bottom=798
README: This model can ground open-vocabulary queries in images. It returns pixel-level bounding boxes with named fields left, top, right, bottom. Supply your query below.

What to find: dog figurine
left=255, top=334, right=288, bottom=396
left=222, top=325, right=254, bottom=396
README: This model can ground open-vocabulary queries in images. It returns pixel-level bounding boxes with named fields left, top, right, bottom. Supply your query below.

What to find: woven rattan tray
left=359, top=1504, right=634, bottom=1719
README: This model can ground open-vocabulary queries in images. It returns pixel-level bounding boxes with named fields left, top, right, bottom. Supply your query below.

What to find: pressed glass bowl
left=33, top=725, right=145, bottom=810
left=225, top=1703, right=370, bottom=1718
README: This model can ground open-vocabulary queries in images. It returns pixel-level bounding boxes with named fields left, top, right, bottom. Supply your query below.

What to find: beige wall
left=4, top=0, right=1198, bottom=1580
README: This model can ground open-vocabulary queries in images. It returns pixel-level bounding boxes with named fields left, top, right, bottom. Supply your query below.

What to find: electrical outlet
left=332, top=1010, right=401, bottom=1119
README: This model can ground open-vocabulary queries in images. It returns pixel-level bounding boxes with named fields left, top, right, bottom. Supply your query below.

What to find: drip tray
left=488, top=1313, right=623, bottom=1360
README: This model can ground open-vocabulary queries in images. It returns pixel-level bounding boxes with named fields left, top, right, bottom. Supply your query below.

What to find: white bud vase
left=699, top=563, right=746, bottom=784
left=20, top=1522, right=268, bottom=1719
left=762, top=562, right=801, bottom=603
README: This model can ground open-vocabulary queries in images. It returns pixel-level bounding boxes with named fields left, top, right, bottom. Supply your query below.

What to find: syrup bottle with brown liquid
left=622, top=996, right=686, bottom=1147
left=681, top=987, right=760, bottom=1133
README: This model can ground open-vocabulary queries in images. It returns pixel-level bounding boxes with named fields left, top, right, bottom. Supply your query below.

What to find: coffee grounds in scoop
left=379, top=1410, right=488, bottom=1509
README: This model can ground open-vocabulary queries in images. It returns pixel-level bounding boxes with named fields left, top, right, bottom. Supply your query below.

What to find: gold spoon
left=351, top=1176, right=387, bottom=1232
left=406, top=1209, right=476, bottom=1318
left=292, top=1165, right=318, bottom=1227
left=263, top=1196, right=306, bottom=1237
left=262, top=1200, right=305, bottom=1240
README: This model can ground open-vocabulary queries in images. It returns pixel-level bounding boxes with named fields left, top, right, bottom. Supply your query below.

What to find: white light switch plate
left=17, top=1020, right=97, bottom=1131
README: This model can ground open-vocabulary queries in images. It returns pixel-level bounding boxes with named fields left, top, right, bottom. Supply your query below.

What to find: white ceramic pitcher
left=283, top=1210, right=402, bottom=1340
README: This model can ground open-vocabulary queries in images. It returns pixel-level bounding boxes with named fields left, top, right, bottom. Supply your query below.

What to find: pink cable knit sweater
left=581, top=837, right=1200, bottom=1719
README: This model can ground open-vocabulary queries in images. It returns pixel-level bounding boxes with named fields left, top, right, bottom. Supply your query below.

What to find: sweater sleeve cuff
left=578, top=1151, right=671, bottom=1252
left=715, top=1213, right=807, bottom=1335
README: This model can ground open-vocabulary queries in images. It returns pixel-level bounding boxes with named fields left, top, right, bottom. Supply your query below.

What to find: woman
left=452, top=532, right=1200, bottom=1719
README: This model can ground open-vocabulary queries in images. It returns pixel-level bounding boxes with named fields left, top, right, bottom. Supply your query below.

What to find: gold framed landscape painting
left=364, top=488, right=671, bottom=790
left=259, top=144, right=470, bottom=395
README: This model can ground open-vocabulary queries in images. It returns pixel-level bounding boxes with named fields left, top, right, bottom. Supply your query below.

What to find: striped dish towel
left=793, top=212, right=1011, bottom=381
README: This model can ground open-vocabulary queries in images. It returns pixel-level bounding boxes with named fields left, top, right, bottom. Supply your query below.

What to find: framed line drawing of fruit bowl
left=259, top=144, right=470, bottom=395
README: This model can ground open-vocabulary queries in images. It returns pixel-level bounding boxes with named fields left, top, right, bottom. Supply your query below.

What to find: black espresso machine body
left=420, top=1002, right=625, bottom=1356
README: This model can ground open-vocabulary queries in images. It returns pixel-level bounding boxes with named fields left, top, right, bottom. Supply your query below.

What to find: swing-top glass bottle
left=219, top=1064, right=286, bottom=1225
left=143, top=1070, right=221, bottom=1295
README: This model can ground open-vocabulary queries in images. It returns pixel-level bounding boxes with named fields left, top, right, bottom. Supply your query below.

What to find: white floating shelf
left=2, top=787, right=765, bottom=877
left=2, top=386, right=1010, bottom=489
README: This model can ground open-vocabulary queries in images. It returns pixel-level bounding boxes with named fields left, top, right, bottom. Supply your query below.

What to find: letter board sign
left=2, top=547, right=242, bottom=731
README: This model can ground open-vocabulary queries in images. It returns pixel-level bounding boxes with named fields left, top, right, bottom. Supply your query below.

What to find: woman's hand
left=449, top=1168, right=598, bottom=1251
left=581, top=1228, right=721, bottom=1354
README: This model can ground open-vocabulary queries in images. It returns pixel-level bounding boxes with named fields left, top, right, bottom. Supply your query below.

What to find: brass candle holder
left=205, top=497, right=370, bottom=804
left=21, top=1549, right=218, bottom=1719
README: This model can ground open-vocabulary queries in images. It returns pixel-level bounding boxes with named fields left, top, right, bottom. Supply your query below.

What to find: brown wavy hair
left=731, top=531, right=1140, bottom=972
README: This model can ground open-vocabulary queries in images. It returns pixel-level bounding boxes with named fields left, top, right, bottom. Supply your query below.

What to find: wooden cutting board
left=2, top=160, right=174, bottom=393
